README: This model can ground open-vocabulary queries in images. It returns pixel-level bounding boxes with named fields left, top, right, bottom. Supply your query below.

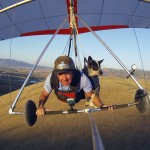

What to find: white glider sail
left=0, top=0, right=150, bottom=40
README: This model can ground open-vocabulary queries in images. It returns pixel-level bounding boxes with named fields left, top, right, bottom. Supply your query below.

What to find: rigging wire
left=0, top=1, right=38, bottom=109
left=7, top=1, right=36, bottom=106
left=62, top=35, right=73, bottom=55
left=132, top=28, right=148, bottom=91
left=68, top=35, right=73, bottom=56
left=39, top=0, right=80, bottom=71
left=1, top=1, right=36, bottom=106
left=73, top=34, right=83, bottom=70
left=38, top=0, right=51, bottom=31
left=124, top=0, right=148, bottom=92
left=12, top=0, right=64, bottom=103
left=6, top=1, right=31, bottom=107
left=98, top=0, right=104, bottom=26
left=61, top=32, right=83, bottom=70
left=101, top=64, right=138, bottom=90
left=7, top=1, right=18, bottom=105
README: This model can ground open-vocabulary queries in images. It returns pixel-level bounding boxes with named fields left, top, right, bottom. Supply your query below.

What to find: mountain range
left=0, top=58, right=33, bottom=68
left=0, top=58, right=53, bottom=69
left=0, top=58, right=150, bottom=79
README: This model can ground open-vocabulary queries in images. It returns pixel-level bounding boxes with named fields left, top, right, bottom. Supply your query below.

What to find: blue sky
left=0, top=28, right=150, bottom=71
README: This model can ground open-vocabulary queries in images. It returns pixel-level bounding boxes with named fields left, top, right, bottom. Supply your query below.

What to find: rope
left=69, top=0, right=83, bottom=70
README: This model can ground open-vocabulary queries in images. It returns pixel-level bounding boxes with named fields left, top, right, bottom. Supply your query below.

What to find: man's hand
left=36, top=107, right=46, bottom=116
left=36, top=89, right=50, bottom=116
left=101, top=104, right=117, bottom=110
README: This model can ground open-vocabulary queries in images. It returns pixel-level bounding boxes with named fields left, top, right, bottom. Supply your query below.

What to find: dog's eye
left=92, top=66, right=98, bottom=70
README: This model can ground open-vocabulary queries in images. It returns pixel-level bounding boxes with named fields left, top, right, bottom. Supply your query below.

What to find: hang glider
left=2, top=2, right=150, bottom=149
left=0, top=0, right=150, bottom=40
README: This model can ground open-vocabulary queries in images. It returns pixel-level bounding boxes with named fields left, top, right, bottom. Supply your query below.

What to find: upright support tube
left=9, top=17, right=68, bottom=112
left=77, top=15, right=143, bottom=90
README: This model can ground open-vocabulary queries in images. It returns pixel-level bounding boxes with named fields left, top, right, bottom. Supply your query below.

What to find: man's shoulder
left=74, top=69, right=87, bottom=79
left=80, top=71, right=90, bottom=82
left=44, top=72, right=52, bottom=86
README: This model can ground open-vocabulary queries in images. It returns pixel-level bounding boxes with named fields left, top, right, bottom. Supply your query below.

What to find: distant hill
left=0, top=58, right=33, bottom=68
left=0, top=58, right=52, bottom=69
left=102, top=67, right=150, bottom=80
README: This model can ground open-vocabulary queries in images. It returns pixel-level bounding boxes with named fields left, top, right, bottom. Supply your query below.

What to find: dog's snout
left=99, top=70, right=103, bottom=75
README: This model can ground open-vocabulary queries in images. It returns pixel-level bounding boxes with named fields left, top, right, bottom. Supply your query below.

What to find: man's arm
left=38, top=89, right=50, bottom=108
left=86, top=91, right=116, bottom=110
left=36, top=89, right=50, bottom=116
left=85, top=91, right=104, bottom=107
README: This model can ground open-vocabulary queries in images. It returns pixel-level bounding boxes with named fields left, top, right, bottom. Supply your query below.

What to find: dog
left=82, top=56, right=104, bottom=96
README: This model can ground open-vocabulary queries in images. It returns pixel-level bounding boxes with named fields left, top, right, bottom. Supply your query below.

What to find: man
left=36, top=56, right=114, bottom=116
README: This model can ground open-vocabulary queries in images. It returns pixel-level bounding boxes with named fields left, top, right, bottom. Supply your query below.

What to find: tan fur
left=87, top=67, right=100, bottom=76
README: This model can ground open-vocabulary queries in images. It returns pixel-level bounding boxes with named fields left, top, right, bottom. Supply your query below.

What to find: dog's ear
left=84, top=57, right=88, bottom=66
left=98, top=59, right=104, bottom=65
left=88, top=56, right=93, bottom=64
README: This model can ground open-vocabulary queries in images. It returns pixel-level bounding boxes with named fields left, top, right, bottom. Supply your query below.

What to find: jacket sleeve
left=80, top=72, right=93, bottom=93
left=44, top=73, right=53, bottom=93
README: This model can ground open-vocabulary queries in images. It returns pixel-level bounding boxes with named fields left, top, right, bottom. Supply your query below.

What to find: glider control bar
left=9, top=89, right=149, bottom=127
left=0, top=0, right=33, bottom=13
left=45, top=102, right=139, bottom=115
left=23, top=98, right=149, bottom=127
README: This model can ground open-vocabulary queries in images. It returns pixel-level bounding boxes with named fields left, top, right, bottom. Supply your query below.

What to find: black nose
left=100, top=70, right=103, bottom=75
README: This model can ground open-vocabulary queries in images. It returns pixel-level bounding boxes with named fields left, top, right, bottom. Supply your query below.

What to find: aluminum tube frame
left=77, top=15, right=143, bottom=90
left=0, top=0, right=33, bottom=13
left=45, top=101, right=139, bottom=115
left=9, top=16, right=68, bottom=114
left=88, top=113, right=105, bottom=150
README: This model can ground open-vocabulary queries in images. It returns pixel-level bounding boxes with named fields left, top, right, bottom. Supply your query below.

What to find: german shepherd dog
left=82, top=56, right=104, bottom=96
